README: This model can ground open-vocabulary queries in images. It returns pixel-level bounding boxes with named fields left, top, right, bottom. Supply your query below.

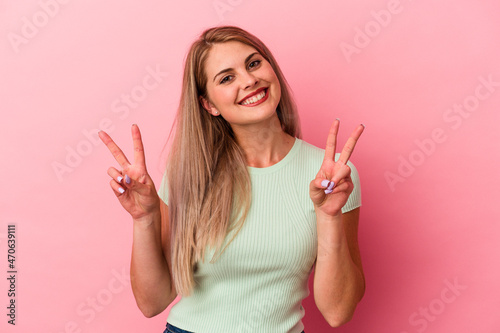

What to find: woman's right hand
left=98, top=124, right=160, bottom=222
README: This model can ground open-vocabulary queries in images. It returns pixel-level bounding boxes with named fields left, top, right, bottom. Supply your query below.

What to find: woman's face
left=201, top=41, right=281, bottom=130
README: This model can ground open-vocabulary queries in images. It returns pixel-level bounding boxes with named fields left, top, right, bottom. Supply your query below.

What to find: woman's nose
left=241, top=71, right=258, bottom=90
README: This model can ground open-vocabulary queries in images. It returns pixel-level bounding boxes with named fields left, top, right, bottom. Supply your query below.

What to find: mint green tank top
left=158, top=138, right=361, bottom=332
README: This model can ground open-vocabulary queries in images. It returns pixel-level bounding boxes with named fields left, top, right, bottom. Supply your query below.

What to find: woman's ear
left=199, top=96, right=220, bottom=116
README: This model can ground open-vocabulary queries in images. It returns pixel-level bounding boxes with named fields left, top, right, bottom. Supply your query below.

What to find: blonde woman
left=99, top=26, right=365, bottom=333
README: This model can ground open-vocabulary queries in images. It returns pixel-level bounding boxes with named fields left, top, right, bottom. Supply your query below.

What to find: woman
left=99, top=26, right=365, bottom=333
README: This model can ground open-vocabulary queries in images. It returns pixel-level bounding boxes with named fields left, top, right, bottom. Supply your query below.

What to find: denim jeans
left=164, top=322, right=305, bottom=333
left=163, top=323, right=194, bottom=333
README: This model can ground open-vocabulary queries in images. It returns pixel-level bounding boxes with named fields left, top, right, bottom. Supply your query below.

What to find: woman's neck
left=232, top=115, right=296, bottom=168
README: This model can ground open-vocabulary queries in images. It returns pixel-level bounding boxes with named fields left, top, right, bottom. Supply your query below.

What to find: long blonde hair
left=164, top=26, right=301, bottom=296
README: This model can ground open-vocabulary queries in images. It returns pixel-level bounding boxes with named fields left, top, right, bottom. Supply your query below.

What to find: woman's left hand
left=309, top=120, right=364, bottom=218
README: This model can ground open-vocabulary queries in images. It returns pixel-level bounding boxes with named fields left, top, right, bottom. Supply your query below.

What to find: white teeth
left=241, top=90, right=266, bottom=105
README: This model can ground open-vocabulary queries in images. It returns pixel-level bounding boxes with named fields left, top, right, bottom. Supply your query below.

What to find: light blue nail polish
left=117, top=176, right=123, bottom=183
left=327, top=182, right=335, bottom=191
left=125, top=175, right=131, bottom=184
left=325, top=189, right=333, bottom=194
left=118, top=187, right=125, bottom=194
left=321, top=179, right=330, bottom=188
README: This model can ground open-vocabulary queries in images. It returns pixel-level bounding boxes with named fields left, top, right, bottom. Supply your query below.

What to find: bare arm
left=99, top=124, right=177, bottom=317
left=130, top=202, right=177, bottom=317
left=313, top=208, right=365, bottom=327
left=309, top=120, right=365, bottom=326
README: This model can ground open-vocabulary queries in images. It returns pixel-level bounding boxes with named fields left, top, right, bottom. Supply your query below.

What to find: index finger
left=131, top=124, right=146, bottom=169
left=98, top=130, right=131, bottom=168
left=338, top=124, right=365, bottom=165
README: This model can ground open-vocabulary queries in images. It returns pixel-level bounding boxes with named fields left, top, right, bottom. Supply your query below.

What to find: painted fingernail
left=361, top=123, right=365, bottom=128
left=327, top=181, right=335, bottom=191
left=118, top=187, right=125, bottom=194
left=117, top=176, right=123, bottom=183
left=336, top=118, right=340, bottom=121
left=321, top=179, right=330, bottom=188
left=125, top=174, right=131, bottom=184
left=324, top=189, right=333, bottom=194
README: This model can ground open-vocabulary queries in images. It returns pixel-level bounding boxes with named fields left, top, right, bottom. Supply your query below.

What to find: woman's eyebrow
left=213, top=52, right=260, bottom=82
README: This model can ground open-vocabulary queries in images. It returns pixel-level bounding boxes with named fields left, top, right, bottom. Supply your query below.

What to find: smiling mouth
left=239, top=88, right=269, bottom=106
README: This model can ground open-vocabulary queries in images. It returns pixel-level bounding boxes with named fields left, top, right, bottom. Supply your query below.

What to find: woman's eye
left=220, top=75, right=233, bottom=84
left=248, top=60, right=261, bottom=69
left=219, top=61, right=260, bottom=84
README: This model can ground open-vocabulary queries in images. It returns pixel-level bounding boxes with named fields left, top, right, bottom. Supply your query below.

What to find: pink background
left=1, top=0, right=500, bottom=332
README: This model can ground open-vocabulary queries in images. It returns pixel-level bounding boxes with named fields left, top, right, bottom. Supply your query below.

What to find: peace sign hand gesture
left=309, top=120, right=364, bottom=218
left=98, top=124, right=160, bottom=222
